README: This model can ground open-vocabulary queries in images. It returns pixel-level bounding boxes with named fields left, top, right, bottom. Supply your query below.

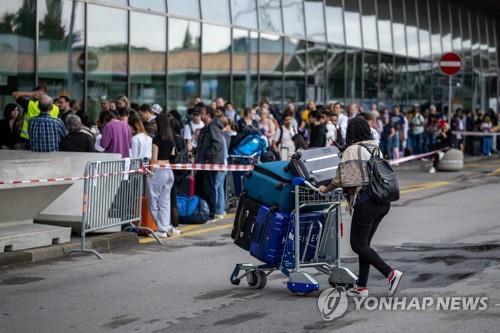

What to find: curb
left=0, top=232, right=138, bottom=268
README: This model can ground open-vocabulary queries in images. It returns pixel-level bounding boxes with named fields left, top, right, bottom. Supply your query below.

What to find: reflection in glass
left=450, top=5, right=462, bottom=53
left=363, top=52, right=378, bottom=108
left=487, top=19, right=498, bottom=102
left=37, top=0, right=84, bottom=102
left=260, top=33, right=284, bottom=105
left=407, top=59, right=420, bottom=105
left=440, top=0, right=452, bottom=53
left=130, top=12, right=166, bottom=106
left=304, top=0, right=326, bottom=42
left=0, top=0, right=35, bottom=105
left=201, top=24, right=231, bottom=102
left=259, top=0, right=283, bottom=33
left=87, top=5, right=127, bottom=120
left=167, top=0, right=200, bottom=19
left=405, top=0, right=419, bottom=58
left=230, top=0, right=258, bottom=29
left=429, top=0, right=441, bottom=58
left=282, top=0, right=305, bottom=37
left=306, top=42, right=326, bottom=103
left=420, top=61, right=432, bottom=105
left=326, top=46, right=345, bottom=103
left=345, top=49, right=362, bottom=102
left=343, top=0, right=362, bottom=49
left=470, top=9, right=481, bottom=108
left=417, top=0, right=431, bottom=59
left=361, top=0, right=378, bottom=51
left=393, top=57, right=407, bottom=105
left=168, top=19, right=200, bottom=112
left=325, top=0, right=345, bottom=45
left=379, top=54, right=394, bottom=107
left=461, top=7, right=473, bottom=107
left=284, top=38, right=306, bottom=105
left=201, top=0, right=230, bottom=25
left=129, top=0, right=166, bottom=12
left=392, top=0, right=406, bottom=56
left=377, top=0, right=393, bottom=53
left=232, top=29, right=258, bottom=108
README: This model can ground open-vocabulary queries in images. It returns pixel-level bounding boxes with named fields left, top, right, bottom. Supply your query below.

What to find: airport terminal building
left=0, top=0, right=498, bottom=118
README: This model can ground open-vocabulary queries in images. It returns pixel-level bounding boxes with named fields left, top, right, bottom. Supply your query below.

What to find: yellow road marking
left=489, top=167, right=500, bottom=176
left=139, top=182, right=451, bottom=243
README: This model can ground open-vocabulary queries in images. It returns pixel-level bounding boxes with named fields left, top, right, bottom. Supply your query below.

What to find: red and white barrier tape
left=0, top=150, right=446, bottom=186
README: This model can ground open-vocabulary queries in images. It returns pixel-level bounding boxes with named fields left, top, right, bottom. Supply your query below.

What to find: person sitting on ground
left=319, top=116, right=403, bottom=298
left=28, top=94, right=67, bottom=152
left=60, top=115, right=95, bottom=152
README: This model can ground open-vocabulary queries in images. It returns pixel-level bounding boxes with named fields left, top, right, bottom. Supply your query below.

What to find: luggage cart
left=230, top=177, right=357, bottom=295
left=225, top=154, right=259, bottom=211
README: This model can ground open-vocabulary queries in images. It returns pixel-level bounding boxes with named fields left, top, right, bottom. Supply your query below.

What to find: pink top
left=100, top=119, right=132, bottom=157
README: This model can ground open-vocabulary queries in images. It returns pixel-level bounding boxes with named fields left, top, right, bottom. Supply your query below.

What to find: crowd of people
left=1, top=84, right=499, bottom=237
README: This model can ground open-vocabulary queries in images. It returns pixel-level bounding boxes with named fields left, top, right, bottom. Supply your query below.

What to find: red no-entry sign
left=439, top=52, right=462, bottom=76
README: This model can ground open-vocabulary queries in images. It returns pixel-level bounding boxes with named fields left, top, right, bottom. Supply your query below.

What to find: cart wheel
left=246, top=271, right=267, bottom=289
left=329, top=282, right=354, bottom=289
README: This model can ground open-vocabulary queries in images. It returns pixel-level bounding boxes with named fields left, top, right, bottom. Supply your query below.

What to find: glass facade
left=0, top=0, right=498, bottom=118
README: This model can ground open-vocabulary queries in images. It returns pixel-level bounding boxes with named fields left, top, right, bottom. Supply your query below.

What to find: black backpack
left=358, top=143, right=400, bottom=203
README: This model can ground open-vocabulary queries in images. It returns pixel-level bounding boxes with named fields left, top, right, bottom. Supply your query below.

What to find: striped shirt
left=28, top=112, right=68, bottom=152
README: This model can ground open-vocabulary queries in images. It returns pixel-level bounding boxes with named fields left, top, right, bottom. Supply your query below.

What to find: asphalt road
left=1, top=158, right=500, bottom=333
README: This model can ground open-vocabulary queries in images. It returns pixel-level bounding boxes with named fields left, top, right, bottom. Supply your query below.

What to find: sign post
left=439, top=52, right=463, bottom=122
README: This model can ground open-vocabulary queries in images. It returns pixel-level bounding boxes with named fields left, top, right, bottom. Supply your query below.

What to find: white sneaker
left=169, top=227, right=181, bottom=236
left=214, top=214, right=225, bottom=220
left=346, top=287, right=369, bottom=297
left=429, top=166, right=436, bottom=174
left=388, top=270, right=404, bottom=296
left=149, top=231, right=168, bottom=239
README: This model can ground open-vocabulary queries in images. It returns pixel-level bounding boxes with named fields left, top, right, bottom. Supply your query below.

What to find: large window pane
left=87, top=5, right=127, bottom=120
left=260, top=33, right=283, bottom=105
left=327, top=46, right=345, bottom=103
left=405, top=0, right=419, bottom=57
left=306, top=42, right=326, bottom=103
left=232, top=29, right=258, bottom=108
left=420, top=61, right=432, bottom=105
left=363, top=52, right=378, bottom=108
left=361, top=0, right=378, bottom=51
left=201, top=24, right=231, bottom=102
left=394, top=57, right=407, bottom=105
left=0, top=0, right=35, bottom=106
left=392, top=0, right=406, bottom=56
left=440, top=0, right=452, bottom=53
left=130, top=12, right=166, bottom=106
left=470, top=9, right=481, bottom=109
left=429, top=0, right=441, bottom=58
left=282, top=0, right=305, bottom=38
left=305, top=0, right=326, bottom=42
left=451, top=5, right=462, bottom=53
left=325, top=0, right=345, bottom=45
left=344, top=0, right=362, bottom=49
left=130, top=0, right=166, bottom=12
left=168, top=19, right=200, bottom=113
left=377, top=0, right=393, bottom=53
left=417, top=0, right=431, bottom=59
left=407, top=58, right=420, bottom=104
left=167, top=0, right=200, bottom=19
left=230, top=0, right=258, bottom=29
left=345, top=49, right=362, bottom=102
left=38, top=0, right=84, bottom=102
left=201, top=0, right=230, bottom=25
left=379, top=54, right=394, bottom=107
left=284, top=38, right=306, bottom=105
left=461, top=7, right=473, bottom=107
left=259, top=0, right=283, bottom=33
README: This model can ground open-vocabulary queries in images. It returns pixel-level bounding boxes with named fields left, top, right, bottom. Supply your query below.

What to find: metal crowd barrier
left=67, top=158, right=145, bottom=259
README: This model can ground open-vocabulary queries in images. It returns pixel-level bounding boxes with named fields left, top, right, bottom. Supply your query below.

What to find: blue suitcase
left=281, top=212, right=325, bottom=271
left=250, top=206, right=291, bottom=265
left=243, top=161, right=295, bottom=212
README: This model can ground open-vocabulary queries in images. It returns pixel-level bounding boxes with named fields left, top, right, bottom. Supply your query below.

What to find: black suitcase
left=287, top=146, right=341, bottom=185
left=231, top=195, right=261, bottom=251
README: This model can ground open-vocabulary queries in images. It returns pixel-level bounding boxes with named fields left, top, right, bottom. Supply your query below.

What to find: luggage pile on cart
left=230, top=147, right=358, bottom=295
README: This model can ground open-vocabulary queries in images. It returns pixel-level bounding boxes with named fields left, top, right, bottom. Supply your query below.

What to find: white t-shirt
left=325, top=121, right=337, bottom=146
left=183, top=121, right=205, bottom=148
left=338, top=113, right=349, bottom=140
left=131, top=132, right=152, bottom=159
left=371, top=127, right=380, bottom=146
left=273, top=125, right=297, bottom=160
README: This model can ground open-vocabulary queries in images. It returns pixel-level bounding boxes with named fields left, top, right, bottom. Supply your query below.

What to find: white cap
left=151, top=104, right=163, bottom=115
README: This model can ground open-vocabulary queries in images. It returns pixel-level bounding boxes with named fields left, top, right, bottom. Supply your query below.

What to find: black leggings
left=350, top=200, right=393, bottom=287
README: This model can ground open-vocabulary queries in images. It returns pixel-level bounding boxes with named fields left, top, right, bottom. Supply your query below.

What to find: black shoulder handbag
left=359, top=143, right=400, bottom=203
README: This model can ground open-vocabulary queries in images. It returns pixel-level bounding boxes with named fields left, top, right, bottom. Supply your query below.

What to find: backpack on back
left=359, top=143, right=400, bottom=203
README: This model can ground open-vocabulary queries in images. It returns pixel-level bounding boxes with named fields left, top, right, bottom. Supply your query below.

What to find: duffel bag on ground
left=177, top=195, right=210, bottom=224
left=243, top=161, right=295, bottom=212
